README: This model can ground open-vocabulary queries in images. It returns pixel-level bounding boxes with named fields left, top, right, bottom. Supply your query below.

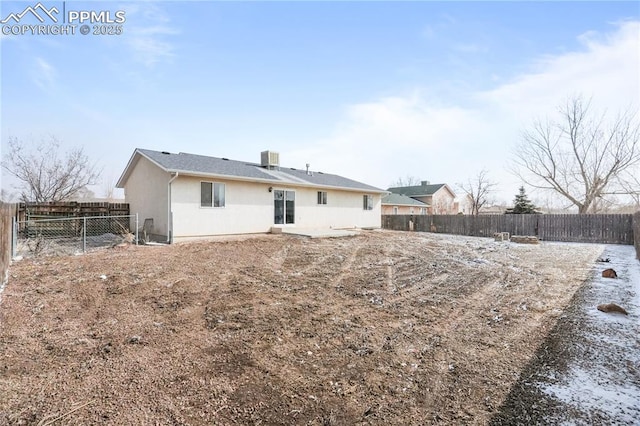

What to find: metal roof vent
left=261, top=150, right=280, bottom=169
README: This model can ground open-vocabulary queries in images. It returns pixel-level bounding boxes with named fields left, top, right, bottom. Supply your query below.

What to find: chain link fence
left=13, top=214, right=138, bottom=258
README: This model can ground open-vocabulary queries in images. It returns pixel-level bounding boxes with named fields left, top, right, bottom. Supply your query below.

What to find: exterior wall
left=382, top=205, right=427, bottom=215
left=170, top=176, right=382, bottom=239
left=458, top=195, right=474, bottom=214
left=123, top=156, right=169, bottom=239
left=410, top=196, right=434, bottom=214
left=431, top=189, right=456, bottom=215
left=171, top=177, right=274, bottom=238
left=295, top=189, right=381, bottom=230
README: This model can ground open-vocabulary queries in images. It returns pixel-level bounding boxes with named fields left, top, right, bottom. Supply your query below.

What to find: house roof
left=117, top=148, right=385, bottom=193
left=382, top=193, right=429, bottom=207
left=387, top=183, right=454, bottom=197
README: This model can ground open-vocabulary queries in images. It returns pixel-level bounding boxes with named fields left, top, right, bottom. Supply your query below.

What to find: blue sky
left=1, top=1, right=639, bottom=205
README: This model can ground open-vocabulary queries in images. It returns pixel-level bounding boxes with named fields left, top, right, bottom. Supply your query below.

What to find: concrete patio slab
left=279, top=228, right=359, bottom=238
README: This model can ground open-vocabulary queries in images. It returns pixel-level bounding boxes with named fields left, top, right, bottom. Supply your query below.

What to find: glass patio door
left=274, top=190, right=295, bottom=224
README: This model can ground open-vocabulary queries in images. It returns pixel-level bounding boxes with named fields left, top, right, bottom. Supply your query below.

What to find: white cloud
left=31, top=57, right=56, bottom=92
left=120, top=2, right=179, bottom=67
left=127, top=27, right=177, bottom=67
left=289, top=20, right=640, bottom=204
left=480, top=20, right=640, bottom=118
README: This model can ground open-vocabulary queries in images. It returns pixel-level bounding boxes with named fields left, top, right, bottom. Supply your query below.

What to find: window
left=200, top=182, right=225, bottom=207
left=317, top=191, right=327, bottom=205
left=363, top=194, right=373, bottom=210
left=213, top=183, right=225, bottom=207
left=201, top=182, right=212, bottom=207
left=393, top=206, right=398, bottom=215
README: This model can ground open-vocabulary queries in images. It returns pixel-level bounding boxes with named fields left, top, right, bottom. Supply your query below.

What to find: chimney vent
left=421, top=180, right=430, bottom=186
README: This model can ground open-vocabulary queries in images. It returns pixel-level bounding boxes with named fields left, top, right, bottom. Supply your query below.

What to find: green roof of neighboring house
left=387, top=183, right=447, bottom=197
left=382, top=193, right=429, bottom=206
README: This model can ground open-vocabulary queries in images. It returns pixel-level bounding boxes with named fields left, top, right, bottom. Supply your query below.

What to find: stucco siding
left=295, top=189, right=381, bottom=230
left=171, top=177, right=274, bottom=237
left=170, top=176, right=381, bottom=238
left=124, top=156, right=169, bottom=239
left=432, top=189, right=455, bottom=214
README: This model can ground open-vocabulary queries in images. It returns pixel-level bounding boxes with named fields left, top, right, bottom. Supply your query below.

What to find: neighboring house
left=479, top=204, right=508, bottom=215
left=454, top=194, right=474, bottom=215
left=382, top=193, right=429, bottom=215
left=387, top=181, right=457, bottom=215
left=116, top=148, right=385, bottom=241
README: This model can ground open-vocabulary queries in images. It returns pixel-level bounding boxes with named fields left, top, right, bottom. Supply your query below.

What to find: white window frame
left=200, top=181, right=226, bottom=208
left=317, top=191, right=328, bottom=205
left=274, top=189, right=295, bottom=225
left=363, top=194, right=374, bottom=211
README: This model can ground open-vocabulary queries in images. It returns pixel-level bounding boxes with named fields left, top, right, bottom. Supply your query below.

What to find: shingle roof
left=117, top=148, right=385, bottom=193
left=387, top=183, right=447, bottom=197
left=382, top=193, right=429, bottom=206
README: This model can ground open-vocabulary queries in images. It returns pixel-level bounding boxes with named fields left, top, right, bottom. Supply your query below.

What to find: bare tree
left=101, top=175, right=119, bottom=201
left=389, top=175, right=421, bottom=188
left=1, top=136, right=101, bottom=203
left=512, top=95, right=640, bottom=213
left=619, top=170, right=640, bottom=207
left=457, top=169, right=497, bottom=216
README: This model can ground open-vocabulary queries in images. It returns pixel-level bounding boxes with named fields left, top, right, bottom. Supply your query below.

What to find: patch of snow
left=0, top=270, right=7, bottom=302
left=541, top=244, right=640, bottom=424
left=544, top=366, right=640, bottom=424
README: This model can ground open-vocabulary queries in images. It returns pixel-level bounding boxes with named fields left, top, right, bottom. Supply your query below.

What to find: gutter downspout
left=167, top=172, right=179, bottom=243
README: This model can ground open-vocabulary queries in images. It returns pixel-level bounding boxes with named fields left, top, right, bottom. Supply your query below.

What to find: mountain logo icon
left=1, top=2, right=60, bottom=24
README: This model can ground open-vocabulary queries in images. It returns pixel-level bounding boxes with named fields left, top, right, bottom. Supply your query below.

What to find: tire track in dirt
left=330, top=240, right=362, bottom=290
left=383, top=244, right=397, bottom=295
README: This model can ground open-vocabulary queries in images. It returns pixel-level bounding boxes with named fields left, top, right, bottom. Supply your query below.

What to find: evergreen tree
left=506, top=186, right=538, bottom=214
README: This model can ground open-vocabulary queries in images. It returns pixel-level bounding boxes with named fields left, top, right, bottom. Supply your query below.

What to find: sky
left=1, top=1, right=639, bottom=206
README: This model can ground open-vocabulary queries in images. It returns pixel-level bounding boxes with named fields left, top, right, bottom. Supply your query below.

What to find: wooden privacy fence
left=382, top=214, right=635, bottom=245
left=16, top=201, right=129, bottom=221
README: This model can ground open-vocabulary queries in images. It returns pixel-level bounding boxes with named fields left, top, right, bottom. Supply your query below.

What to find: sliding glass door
left=274, top=190, right=295, bottom=224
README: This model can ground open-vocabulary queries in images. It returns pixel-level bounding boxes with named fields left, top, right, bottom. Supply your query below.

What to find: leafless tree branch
left=1, top=136, right=101, bottom=203
left=457, top=169, right=497, bottom=216
left=511, top=95, right=640, bottom=213
left=389, top=175, right=421, bottom=188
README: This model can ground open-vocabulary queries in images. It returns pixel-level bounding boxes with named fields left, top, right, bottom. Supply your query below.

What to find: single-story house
left=116, top=148, right=385, bottom=241
left=387, top=181, right=457, bottom=215
left=381, top=193, right=429, bottom=215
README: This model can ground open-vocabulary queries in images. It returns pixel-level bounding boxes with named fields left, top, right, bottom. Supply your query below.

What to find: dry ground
left=0, top=230, right=602, bottom=425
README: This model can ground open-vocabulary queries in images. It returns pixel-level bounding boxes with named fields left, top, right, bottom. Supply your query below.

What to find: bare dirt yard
left=0, top=230, right=607, bottom=424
